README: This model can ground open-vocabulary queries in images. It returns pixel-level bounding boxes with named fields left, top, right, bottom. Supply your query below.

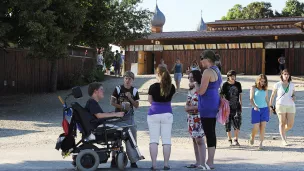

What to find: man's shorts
left=225, top=110, right=242, bottom=132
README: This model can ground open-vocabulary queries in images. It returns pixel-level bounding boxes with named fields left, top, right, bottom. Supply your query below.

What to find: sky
left=137, top=0, right=304, bottom=32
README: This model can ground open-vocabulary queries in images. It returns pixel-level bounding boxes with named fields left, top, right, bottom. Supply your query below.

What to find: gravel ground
left=0, top=75, right=304, bottom=171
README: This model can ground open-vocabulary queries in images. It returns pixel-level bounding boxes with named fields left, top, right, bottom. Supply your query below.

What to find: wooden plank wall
left=0, top=48, right=95, bottom=94
left=285, top=48, right=304, bottom=75
left=125, top=49, right=263, bottom=75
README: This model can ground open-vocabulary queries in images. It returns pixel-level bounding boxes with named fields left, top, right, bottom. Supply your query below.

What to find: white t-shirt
left=97, top=54, right=103, bottom=66
left=273, top=82, right=295, bottom=106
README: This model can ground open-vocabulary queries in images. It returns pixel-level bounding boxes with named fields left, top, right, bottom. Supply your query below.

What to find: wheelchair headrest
left=71, top=102, right=97, bottom=136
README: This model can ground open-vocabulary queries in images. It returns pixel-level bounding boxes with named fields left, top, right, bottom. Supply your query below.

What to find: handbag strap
left=276, top=83, right=290, bottom=101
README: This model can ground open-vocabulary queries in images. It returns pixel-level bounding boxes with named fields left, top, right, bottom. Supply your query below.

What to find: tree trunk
left=50, top=60, right=58, bottom=92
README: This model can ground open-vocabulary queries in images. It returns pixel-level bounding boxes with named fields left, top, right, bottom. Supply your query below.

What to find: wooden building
left=122, top=4, right=304, bottom=75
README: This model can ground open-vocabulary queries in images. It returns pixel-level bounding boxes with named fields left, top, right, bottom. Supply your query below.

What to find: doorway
left=145, top=52, right=154, bottom=74
left=265, top=49, right=285, bottom=75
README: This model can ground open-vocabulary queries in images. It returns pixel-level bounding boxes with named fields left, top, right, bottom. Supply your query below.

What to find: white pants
left=147, top=113, right=173, bottom=145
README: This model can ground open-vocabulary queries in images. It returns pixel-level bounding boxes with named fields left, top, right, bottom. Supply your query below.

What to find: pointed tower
left=151, top=1, right=166, bottom=33
left=197, top=10, right=207, bottom=31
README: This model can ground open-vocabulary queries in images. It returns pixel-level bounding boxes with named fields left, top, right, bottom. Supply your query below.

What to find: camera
left=270, top=106, right=277, bottom=115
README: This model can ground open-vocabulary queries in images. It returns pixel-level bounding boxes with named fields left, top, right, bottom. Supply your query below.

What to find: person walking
left=185, top=70, right=207, bottom=169
left=171, top=58, right=183, bottom=93
left=147, top=66, right=176, bottom=170
left=220, top=70, right=242, bottom=146
left=278, top=54, right=286, bottom=73
left=269, top=69, right=296, bottom=146
left=158, top=58, right=168, bottom=69
left=249, top=74, right=271, bottom=150
left=114, top=50, right=121, bottom=77
left=193, top=50, right=222, bottom=169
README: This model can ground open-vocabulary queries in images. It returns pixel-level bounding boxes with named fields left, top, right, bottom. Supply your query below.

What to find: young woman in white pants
left=147, top=66, right=176, bottom=170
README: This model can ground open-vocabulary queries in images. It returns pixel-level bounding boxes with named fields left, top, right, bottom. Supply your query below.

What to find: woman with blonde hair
left=249, top=74, right=271, bottom=150
left=269, top=69, right=296, bottom=146
left=147, top=66, right=176, bottom=170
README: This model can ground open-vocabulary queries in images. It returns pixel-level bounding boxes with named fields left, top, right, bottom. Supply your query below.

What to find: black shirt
left=112, top=85, right=140, bottom=112
left=148, top=83, right=176, bottom=102
left=221, top=81, right=242, bottom=110
left=85, top=98, right=104, bottom=118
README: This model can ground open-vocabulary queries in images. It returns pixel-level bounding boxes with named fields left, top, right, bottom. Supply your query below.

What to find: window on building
left=277, top=42, right=289, bottom=48
left=294, top=41, right=301, bottom=48
left=154, top=45, right=163, bottom=51
left=173, top=45, right=184, bottom=50
left=195, top=44, right=206, bottom=49
left=240, top=43, right=251, bottom=49
left=184, top=44, right=194, bottom=50
left=134, top=45, right=143, bottom=51
left=164, top=45, right=174, bottom=50
left=206, top=44, right=216, bottom=49
left=252, top=43, right=263, bottom=49
left=217, top=44, right=228, bottom=49
left=228, top=43, right=240, bottom=49
left=144, top=45, right=154, bottom=51
left=265, top=42, right=276, bottom=49
left=128, top=45, right=135, bottom=51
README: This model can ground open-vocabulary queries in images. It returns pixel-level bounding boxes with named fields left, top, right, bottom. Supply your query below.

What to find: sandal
left=150, top=166, right=156, bottom=171
left=163, top=166, right=170, bottom=170
left=186, top=164, right=197, bottom=168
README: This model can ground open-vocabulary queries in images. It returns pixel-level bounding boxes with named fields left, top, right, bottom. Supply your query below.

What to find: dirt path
left=1, top=75, right=304, bottom=170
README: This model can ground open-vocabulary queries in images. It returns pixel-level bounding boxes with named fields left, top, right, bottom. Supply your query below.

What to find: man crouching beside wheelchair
left=109, top=71, right=141, bottom=168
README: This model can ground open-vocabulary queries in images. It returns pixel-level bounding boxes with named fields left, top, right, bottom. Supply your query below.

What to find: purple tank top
left=198, top=66, right=222, bottom=118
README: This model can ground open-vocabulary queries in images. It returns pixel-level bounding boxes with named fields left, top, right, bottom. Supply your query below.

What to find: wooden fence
left=0, top=48, right=96, bottom=95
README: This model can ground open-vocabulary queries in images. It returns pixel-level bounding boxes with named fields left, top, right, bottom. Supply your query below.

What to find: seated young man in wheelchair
left=55, top=82, right=144, bottom=171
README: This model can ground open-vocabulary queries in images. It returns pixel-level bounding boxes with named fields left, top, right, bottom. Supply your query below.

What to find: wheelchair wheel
left=116, top=152, right=128, bottom=171
left=75, top=149, right=100, bottom=171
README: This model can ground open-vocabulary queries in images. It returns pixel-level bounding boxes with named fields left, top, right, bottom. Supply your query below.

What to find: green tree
left=74, top=0, right=152, bottom=48
left=221, top=4, right=243, bottom=20
left=222, top=1, right=274, bottom=20
left=280, top=0, right=304, bottom=17
left=1, top=0, right=151, bottom=92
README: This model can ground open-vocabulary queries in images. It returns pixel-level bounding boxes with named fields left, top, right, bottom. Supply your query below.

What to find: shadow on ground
left=1, top=159, right=304, bottom=171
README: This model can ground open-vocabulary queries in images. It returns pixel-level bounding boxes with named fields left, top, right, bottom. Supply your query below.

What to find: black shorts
left=225, top=110, right=242, bottom=132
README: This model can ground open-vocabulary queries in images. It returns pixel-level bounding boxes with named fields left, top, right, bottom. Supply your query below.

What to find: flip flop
left=205, top=163, right=212, bottom=170
left=197, top=165, right=206, bottom=170
left=185, top=164, right=197, bottom=168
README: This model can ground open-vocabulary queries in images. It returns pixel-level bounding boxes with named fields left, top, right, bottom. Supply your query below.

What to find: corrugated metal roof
left=207, top=17, right=304, bottom=25
left=147, top=28, right=303, bottom=40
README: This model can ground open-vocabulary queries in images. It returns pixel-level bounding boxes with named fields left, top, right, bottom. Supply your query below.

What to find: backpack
left=217, top=97, right=230, bottom=125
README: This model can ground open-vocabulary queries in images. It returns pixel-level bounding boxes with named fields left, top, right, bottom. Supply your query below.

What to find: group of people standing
left=87, top=49, right=297, bottom=170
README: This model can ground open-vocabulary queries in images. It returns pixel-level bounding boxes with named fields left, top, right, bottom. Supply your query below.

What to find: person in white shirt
left=270, top=69, right=296, bottom=146
left=96, top=50, right=104, bottom=70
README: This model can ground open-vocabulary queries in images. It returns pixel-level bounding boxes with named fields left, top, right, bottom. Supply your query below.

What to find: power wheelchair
left=55, top=87, right=144, bottom=171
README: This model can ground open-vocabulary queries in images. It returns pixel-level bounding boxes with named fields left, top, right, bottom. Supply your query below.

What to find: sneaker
left=110, top=159, right=117, bottom=168
left=228, top=139, right=232, bottom=146
left=131, top=162, right=138, bottom=168
left=234, top=139, right=240, bottom=146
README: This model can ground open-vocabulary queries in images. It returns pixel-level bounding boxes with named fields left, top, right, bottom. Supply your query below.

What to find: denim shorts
left=251, top=107, right=269, bottom=124
left=174, top=73, right=182, bottom=82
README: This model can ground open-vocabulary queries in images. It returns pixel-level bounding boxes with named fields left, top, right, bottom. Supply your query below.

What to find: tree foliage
left=221, top=1, right=304, bottom=20
left=280, top=0, right=304, bottom=17
left=222, top=2, right=274, bottom=20
left=0, top=0, right=151, bottom=91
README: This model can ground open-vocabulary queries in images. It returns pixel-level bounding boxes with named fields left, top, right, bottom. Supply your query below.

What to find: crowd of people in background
left=87, top=49, right=296, bottom=170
